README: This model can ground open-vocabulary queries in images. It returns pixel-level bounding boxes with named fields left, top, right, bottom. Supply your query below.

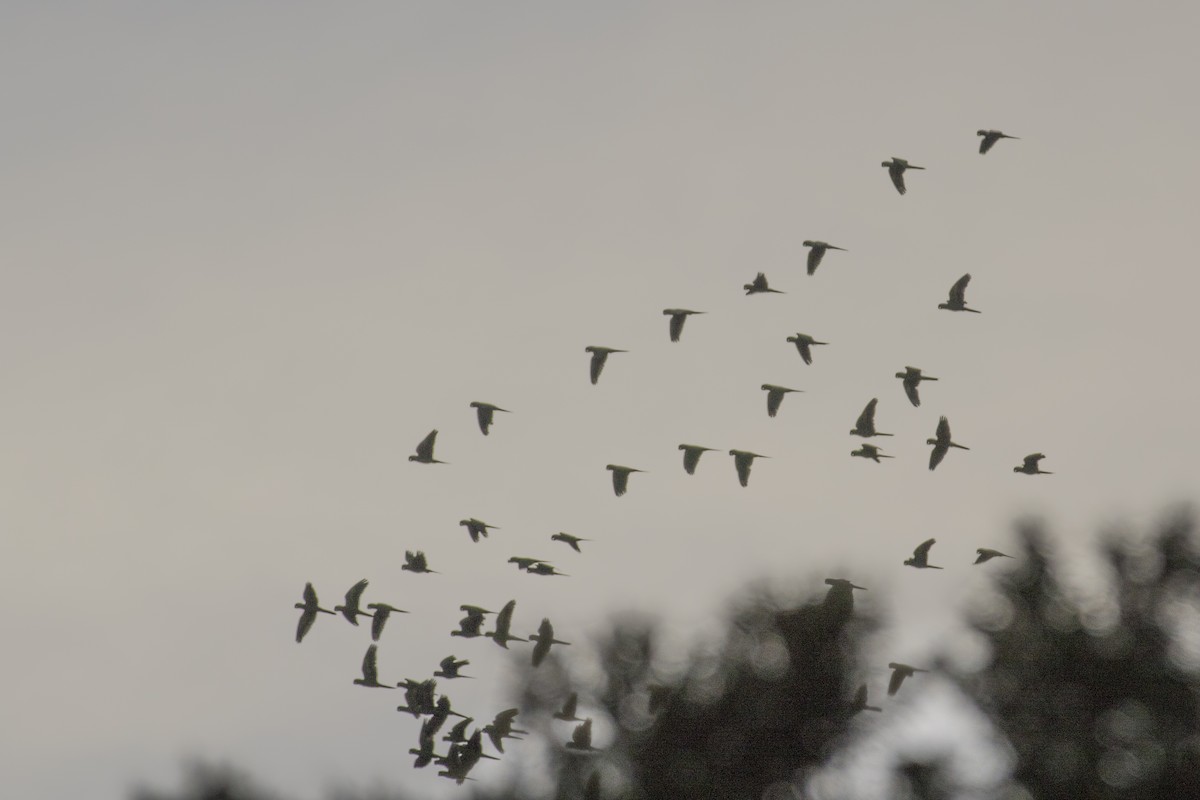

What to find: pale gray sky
left=3, top=2, right=1199, bottom=798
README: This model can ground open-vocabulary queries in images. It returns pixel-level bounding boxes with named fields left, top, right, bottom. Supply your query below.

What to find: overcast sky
left=3, top=2, right=1199, bottom=799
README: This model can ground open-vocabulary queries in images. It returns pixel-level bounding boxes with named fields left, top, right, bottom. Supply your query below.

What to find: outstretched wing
left=668, top=313, right=685, bottom=342
left=612, top=469, right=629, bottom=496
left=475, top=405, right=494, bottom=435
left=913, top=538, right=936, bottom=561
left=889, top=164, right=906, bottom=195
left=929, top=443, right=947, bottom=471
left=1023, top=453, right=1044, bottom=470
left=296, top=607, right=316, bottom=643
left=589, top=351, right=606, bottom=385
left=806, top=247, right=823, bottom=276
left=855, top=399, right=878, bottom=433
left=682, top=447, right=702, bottom=475
left=903, top=377, right=920, bottom=407
left=415, top=429, right=438, bottom=459
left=948, top=274, right=971, bottom=305
left=979, top=132, right=998, bottom=154
left=361, top=644, right=380, bottom=683
left=734, top=453, right=752, bottom=487
left=766, top=388, right=783, bottom=418
left=888, top=668, right=907, bottom=696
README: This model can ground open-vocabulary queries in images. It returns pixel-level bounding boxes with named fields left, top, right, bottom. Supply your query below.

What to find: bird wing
left=345, top=579, right=369, bottom=610
left=494, top=600, right=516, bottom=634
left=752, top=272, right=768, bottom=290
left=589, top=350, right=606, bottom=385
left=682, top=447, right=702, bottom=475
left=538, top=618, right=554, bottom=641
left=416, top=429, right=438, bottom=459
left=929, top=443, right=947, bottom=471
left=887, top=668, right=907, bottom=696
left=561, top=693, right=578, bottom=718
left=612, top=468, right=629, bottom=496
left=362, top=645, right=379, bottom=682
left=296, top=607, right=316, bottom=643
left=495, top=708, right=520, bottom=730
left=1024, top=453, right=1044, bottom=470
left=668, top=313, right=685, bottom=342
left=936, top=416, right=951, bottom=443
left=572, top=718, right=593, bottom=748
left=302, top=582, right=319, bottom=608
left=855, top=399, right=878, bottom=433
left=797, top=341, right=813, bottom=364
left=854, top=684, right=868, bottom=707
left=889, top=164, right=906, bottom=195
left=949, top=274, right=971, bottom=304
left=734, top=453, right=752, bottom=487
left=903, top=377, right=920, bottom=407
left=806, top=247, right=823, bottom=276
left=766, top=388, right=783, bottom=417
left=913, top=538, right=936, bottom=562
left=475, top=406, right=493, bottom=435
left=370, top=607, right=389, bottom=641
left=980, top=132, right=998, bottom=154
left=532, top=637, right=550, bottom=667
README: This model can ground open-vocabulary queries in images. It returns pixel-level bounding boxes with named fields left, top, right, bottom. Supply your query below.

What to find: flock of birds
left=293, top=128, right=1041, bottom=794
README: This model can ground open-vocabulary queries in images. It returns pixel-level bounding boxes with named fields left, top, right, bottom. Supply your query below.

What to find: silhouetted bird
left=508, top=556, right=545, bottom=571
left=786, top=333, right=828, bottom=365
left=585, top=346, right=627, bottom=385
left=443, top=717, right=473, bottom=743
left=939, top=273, right=980, bottom=313
left=551, top=532, right=590, bottom=552
left=663, top=308, right=705, bottom=342
left=527, top=561, right=569, bottom=577
left=469, top=402, right=510, bottom=436
left=530, top=618, right=571, bottom=667
left=435, top=655, right=471, bottom=679
left=824, top=578, right=866, bottom=614
left=977, top=129, right=1019, bottom=154
left=459, top=518, right=499, bottom=543
left=409, top=429, right=447, bottom=464
left=802, top=240, right=847, bottom=275
left=895, top=366, right=938, bottom=407
left=887, top=662, right=929, bottom=695
left=850, top=684, right=882, bottom=713
left=294, top=582, right=336, bottom=643
left=744, top=272, right=784, bottom=295
left=451, top=606, right=490, bottom=638
left=1014, top=453, right=1053, bottom=475
left=334, top=579, right=373, bottom=626
left=882, top=157, right=924, bottom=195
left=851, top=398, right=892, bottom=438
left=483, top=708, right=527, bottom=753
left=459, top=729, right=499, bottom=766
left=606, top=464, right=645, bottom=497
left=488, top=600, right=527, bottom=648
left=554, top=692, right=584, bottom=722
left=402, top=550, right=438, bottom=574
left=927, top=416, right=969, bottom=470
left=904, top=538, right=943, bottom=569
left=366, top=602, right=408, bottom=642
left=397, top=678, right=437, bottom=716
left=851, top=443, right=893, bottom=462
left=974, top=548, right=1013, bottom=564
left=679, top=444, right=717, bottom=475
left=565, top=718, right=598, bottom=751
left=353, top=644, right=392, bottom=689
left=729, top=449, right=769, bottom=487
left=762, top=384, right=802, bottom=418
left=410, top=719, right=444, bottom=768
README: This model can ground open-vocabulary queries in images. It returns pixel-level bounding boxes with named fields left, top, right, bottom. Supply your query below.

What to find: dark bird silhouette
left=744, top=272, right=784, bottom=295
left=483, top=708, right=527, bottom=753
left=824, top=578, right=867, bottom=613
left=606, top=464, right=645, bottom=497
left=353, top=644, right=392, bottom=689
left=977, top=129, right=1019, bottom=154
left=396, top=678, right=437, bottom=716
left=927, top=416, right=969, bottom=470
left=294, top=582, right=336, bottom=643
left=565, top=718, right=598, bottom=752
left=527, top=561, right=569, bottom=577
left=851, top=443, right=893, bottom=462
left=459, top=518, right=499, bottom=543
left=402, top=550, right=438, bottom=574
left=487, top=599, right=527, bottom=648
left=851, top=398, right=892, bottom=438
left=1014, top=453, right=1053, bottom=475
left=762, top=384, right=802, bottom=418
left=678, top=444, right=717, bottom=475
left=887, top=662, right=929, bottom=695
left=939, top=273, right=980, bottom=313
left=882, top=157, right=924, bottom=195
left=585, top=346, right=627, bottom=385
left=458, top=729, right=499, bottom=766
left=409, top=429, right=447, bottom=464
left=334, top=579, right=373, bottom=626
left=904, top=538, right=943, bottom=569
left=435, top=655, right=471, bottom=679
left=786, top=333, right=828, bottom=365
left=451, top=606, right=490, bottom=638
left=508, top=556, right=545, bottom=571
left=551, top=532, right=590, bottom=552
left=825, top=578, right=867, bottom=591
left=975, top=548, right=1014, bottom=564
left=729, top=449, right=769, bottom=487
left=850, top=684, right=882, bottom=713
left=554, top=692, right=584, bottom=722
left=802, top=240, right=847, bottom=275
left=663, top=309, right=705, bottom=342
left=530, top=618, right=571, bottom=667
left=366, top=602, right=408, bottom=642
left=469, top=402, right=510, bottom=436
left=443, top=717, right=473, bottom=744
left=429, top=694, right=468, bottom=729
left=895, top=366, right=938, bottom=407
left=410, top=719, right=445, bottom=768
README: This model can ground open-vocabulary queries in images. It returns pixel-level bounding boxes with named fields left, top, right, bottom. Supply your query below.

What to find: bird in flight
left=824, top=578, right=866, bottom=613
left=663, top=309, right=705, bottom=342
left=606, top=464, right=645, bottom=497
left=459, top=518, right=499, bottom=543
left=551, top=532, right=590, bottom=552
left=488, top=599, right=527, bottom=648
left=744, top=272, right=784, bottom=295
left=882, top=157, right=924, bottom=195
left=678, top=444, right=717, bottom=475
left=802, top=241, right=847, bottom=275
left=977, top=129, right=1019, bottom=154
left=451, top=606, right=491, bottom=638
left=786, top=333, right=828, bottom=365
left=1014, top=453, right=1053, bottom=475
left=409, top=429, right=447, bottom=464
left=334, top=579, right=373, bottom=626
left=469, top=402, right=510, bottom=436
left=851, top=443, right=893, bottom=463
left=895, top=366, right=938, bottom=407
left=401, top=550, right=438, bottom=574
left=762, top=384, right=802, bottom=418
left=483, top=708, right=527, bottom=753
left=530, top=618, right=571, bottom=667
left=904, top=538, right=943, bottom=569
left=729, top=449, right=769, bottom=487
left=353, top=644, right=393, bottom=689
left=366, top=602, right=408, bottom=642
left=294, top=582, right=336, bottom=643
left=887, top=662, right=929, bottom=695
left=975, top=548, right=1014, bottom=564
left=434, top=655, right=471, bottom=679
left=850, top=684, right=882, bottom=714
left=527, top=561, right=569, bottom=577
left=508, top=556, right=546, bottom=571
left=851, top=398, right=892, bottom=438
left=927, top=416, right=969, bottom=470
left=939, top=273, right=981, bottom=313
left=565, top=718, right=598, bottom=752
left=554, top=692, right=584, bottom=722
left=585, top=346, right=627, bottom=385
left=443, top=717, right=473, bottom=744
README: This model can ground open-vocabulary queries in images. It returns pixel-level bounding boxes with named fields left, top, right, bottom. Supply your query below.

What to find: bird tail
left=951, top=443, right=969, bottom=450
